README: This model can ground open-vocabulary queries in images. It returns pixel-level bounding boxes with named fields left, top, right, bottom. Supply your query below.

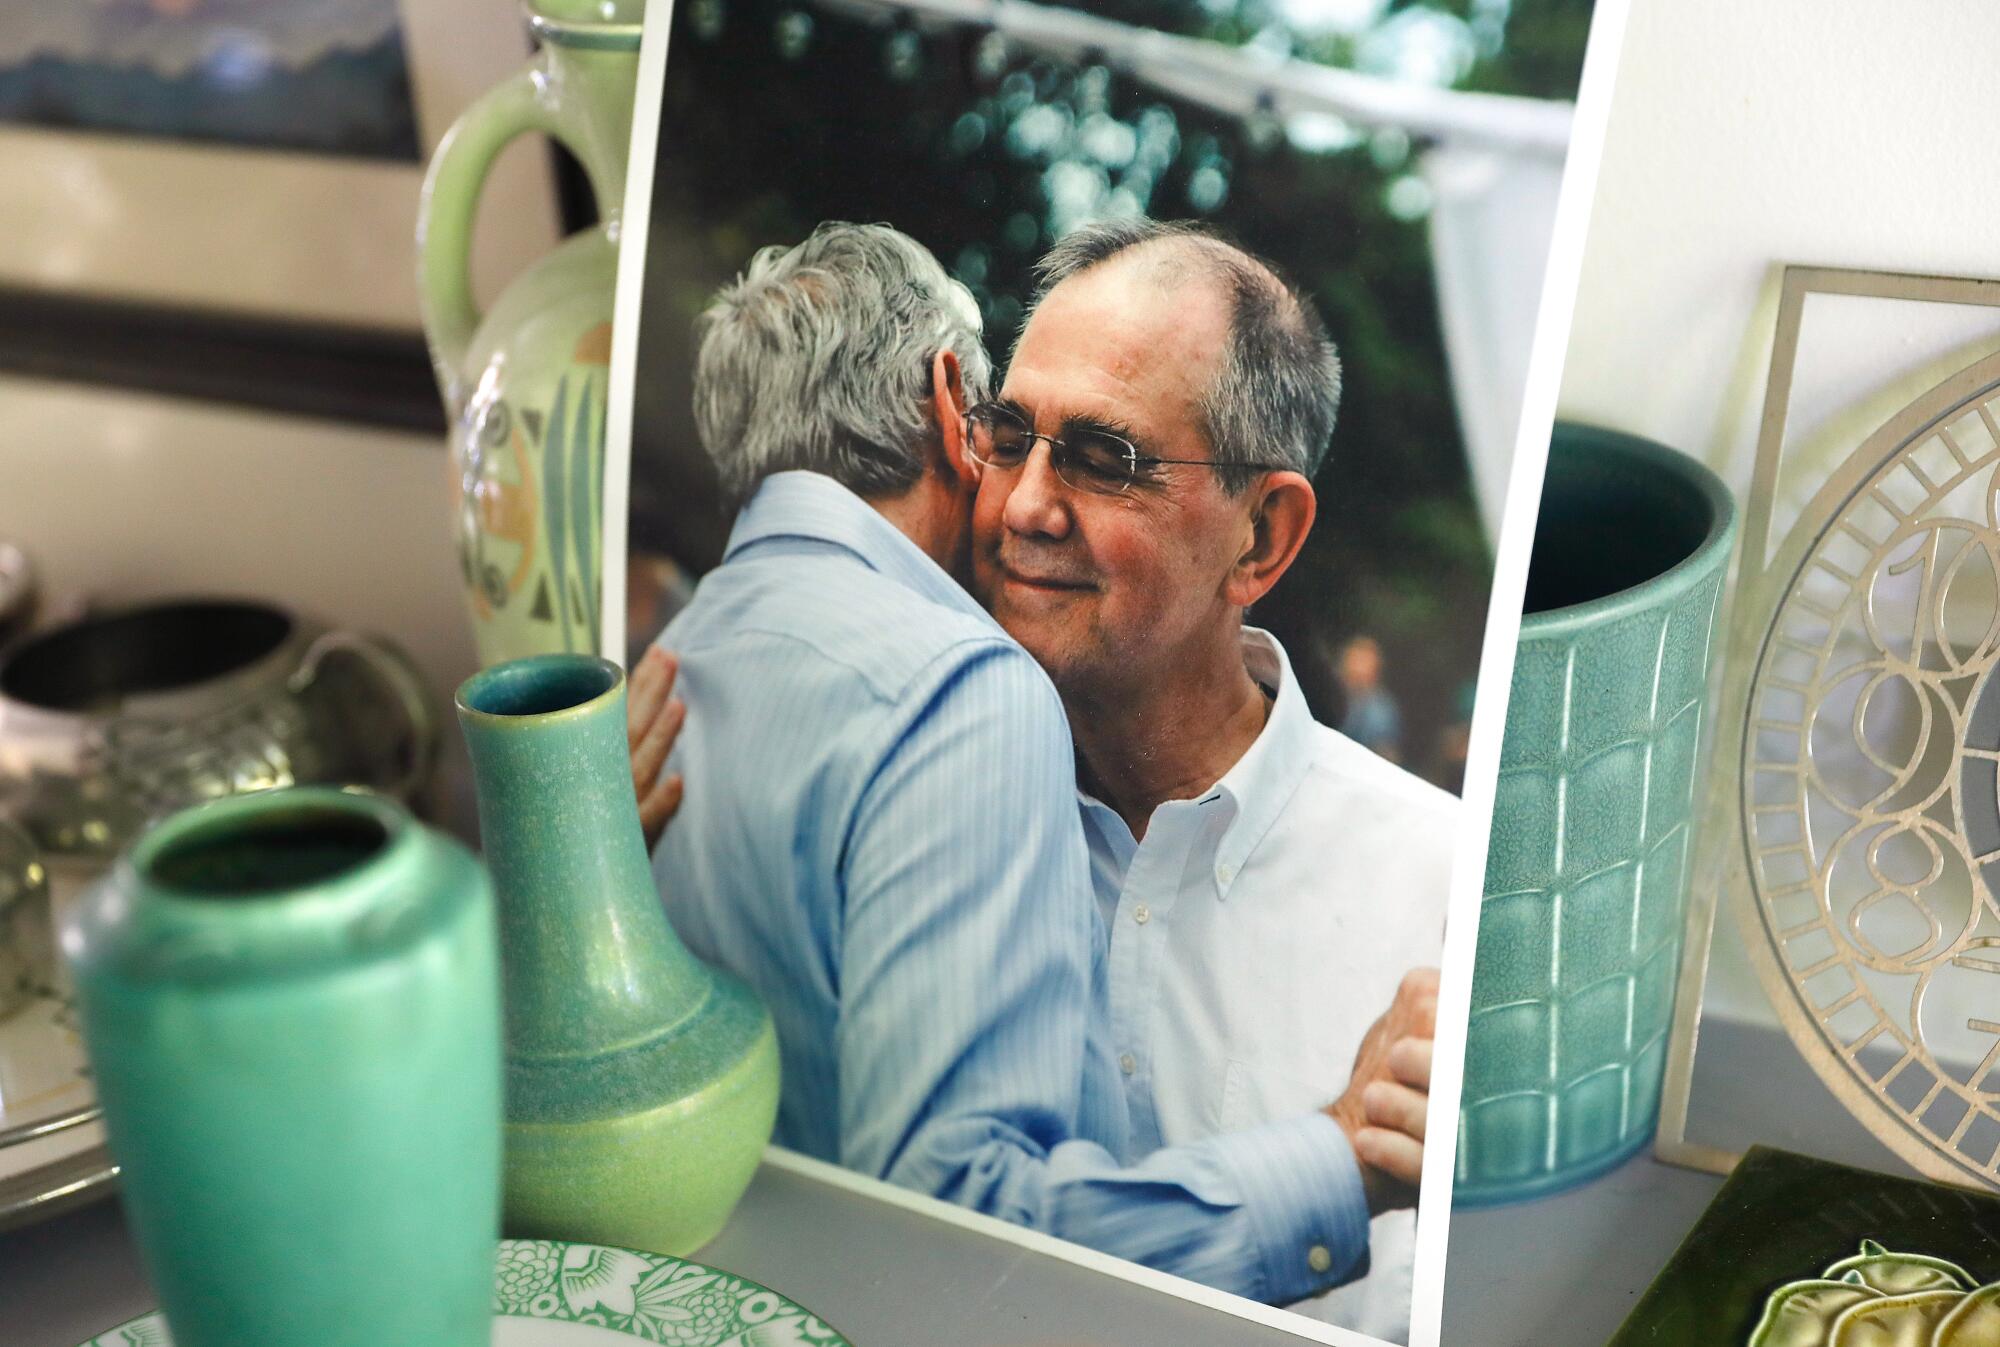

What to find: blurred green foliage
left=630, top=0, right=1591, bottom=786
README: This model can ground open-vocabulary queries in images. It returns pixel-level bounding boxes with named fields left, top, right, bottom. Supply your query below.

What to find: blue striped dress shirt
left=650, top=471, right=1367, bottom=1304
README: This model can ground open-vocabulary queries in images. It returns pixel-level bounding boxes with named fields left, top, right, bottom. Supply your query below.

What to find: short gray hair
left=692, top=222, right=992, bottom=500
left=1027, top=219, right=1340, bottom=492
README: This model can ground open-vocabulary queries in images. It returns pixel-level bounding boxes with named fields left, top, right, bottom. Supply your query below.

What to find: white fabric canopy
left=1422, top=142, right=1568, bottom=544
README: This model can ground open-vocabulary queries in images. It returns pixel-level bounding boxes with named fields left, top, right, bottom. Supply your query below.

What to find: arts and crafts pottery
left=1457, top=423, right=1738, bottom=1206
left=63, top=787, right=503, bottom=1347
left=73, top=1238, right=852, bottom=1346
left=456, top=654, right=779, bottom=1254
left=418, top=1, right=643, bottom=666
left=1605, top=1147, right=2000, bottom=1346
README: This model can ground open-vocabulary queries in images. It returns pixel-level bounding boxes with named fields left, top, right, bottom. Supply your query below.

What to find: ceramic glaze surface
left=1458, top=425, right=1737, bottom=1205
left=1605, top=1148, right=2000, bottom=1347
left=64, top=788, right=503, bottom=1347
left=456, top=656, right=779, bottom=1256
left=419, top=9, right=638, bottom=666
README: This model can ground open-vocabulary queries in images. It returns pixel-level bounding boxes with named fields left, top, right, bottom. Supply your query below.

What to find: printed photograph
left=611, top=0, right=1596, bottom=1340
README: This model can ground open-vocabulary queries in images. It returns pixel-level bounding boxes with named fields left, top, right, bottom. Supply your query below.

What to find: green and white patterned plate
left=77, top=1238, right=851, bottom=1346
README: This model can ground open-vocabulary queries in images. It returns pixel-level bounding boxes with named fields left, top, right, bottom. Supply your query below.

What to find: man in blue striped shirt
left=646, top=222, right=1391, bottom=1305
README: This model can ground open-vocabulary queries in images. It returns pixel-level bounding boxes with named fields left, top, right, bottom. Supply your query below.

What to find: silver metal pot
left=0, top=599, right=436, bottom=856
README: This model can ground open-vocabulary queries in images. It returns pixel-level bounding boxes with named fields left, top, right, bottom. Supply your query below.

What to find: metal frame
left=1655, top=265, right=2000, bottom=1182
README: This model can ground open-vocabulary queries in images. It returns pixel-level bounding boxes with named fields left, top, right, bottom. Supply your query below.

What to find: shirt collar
left=1075, top=627, right=1321, bottom=902
left=722, top=470, right=998, bottom=632
left=1208, top=627, right=1319, bottom=900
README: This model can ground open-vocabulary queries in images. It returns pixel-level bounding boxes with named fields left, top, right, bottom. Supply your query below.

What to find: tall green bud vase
left=64, top=787, right=502, bottom=1347
left=455, top=654, right=780, bottom=1254
left=418, top=1, right=641, bottom=666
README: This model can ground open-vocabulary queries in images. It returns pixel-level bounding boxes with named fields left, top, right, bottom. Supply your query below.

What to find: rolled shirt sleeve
left=835, top=643, right=1370, bottom=1303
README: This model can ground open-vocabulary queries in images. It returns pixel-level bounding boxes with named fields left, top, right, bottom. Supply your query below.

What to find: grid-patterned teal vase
left=1456, top=424, right=1737, bottom=1206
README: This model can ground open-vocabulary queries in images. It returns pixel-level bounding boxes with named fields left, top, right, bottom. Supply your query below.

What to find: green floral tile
left=1607, top=1147, right=2000, bottom=1347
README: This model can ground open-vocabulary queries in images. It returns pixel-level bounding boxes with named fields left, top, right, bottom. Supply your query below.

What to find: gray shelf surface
left=1442, top=1009, right=1931, bottom=1346
left=1443, top=1151, right=1723, bottom=1345
left=0, top=1155, right=1324, bottom=1347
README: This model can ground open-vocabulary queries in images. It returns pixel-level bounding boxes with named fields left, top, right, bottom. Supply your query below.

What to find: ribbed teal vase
left=64, top=787, right=501, bottom=1347
left=1457, top=424, right=1738, bottom=1206
left=456, top=654, right=779, bottom=1255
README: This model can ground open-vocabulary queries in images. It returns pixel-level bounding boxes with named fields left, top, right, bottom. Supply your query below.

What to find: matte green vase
left=64, top=787, right=502, bottom=1347
left=455, top=654, right=779, bottom=1255
left=1457, top=423, right=1738, bottom=1206
left=418, top=1, right=642, bottom=666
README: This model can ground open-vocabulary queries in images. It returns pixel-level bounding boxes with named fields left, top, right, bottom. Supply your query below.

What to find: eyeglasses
left=962, top=402, right=1277, bottom=496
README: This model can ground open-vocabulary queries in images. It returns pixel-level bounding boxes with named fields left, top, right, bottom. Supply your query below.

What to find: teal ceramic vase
left=1457, top=423, right=1738, bottom=1206
left=418, top=1, right=641, bottom=666
left=64, top=787, right=502, bottom=1347
left=455, top=654, right=780, bottom=1255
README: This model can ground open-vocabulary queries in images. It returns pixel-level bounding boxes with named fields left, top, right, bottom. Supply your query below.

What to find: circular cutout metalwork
left=1742, top=357, right=2000, bottom=1191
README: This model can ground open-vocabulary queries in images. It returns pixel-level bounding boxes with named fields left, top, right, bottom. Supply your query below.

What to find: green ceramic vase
left=418, top=1, right=642, bottom=666
left=64, top=787, right=502, bottom=1347
left=455, top=654, right=780, bottom=1255
left=1457, top=423, right=1738, bottom=1206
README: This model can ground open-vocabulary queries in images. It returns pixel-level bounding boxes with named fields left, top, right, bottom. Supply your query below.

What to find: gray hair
left=1027, top=218, right=1340, bottom=492
left=692, top=222, right=993, bottom=500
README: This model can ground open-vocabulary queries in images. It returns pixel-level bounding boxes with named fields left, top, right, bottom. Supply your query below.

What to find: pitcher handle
left=291, top=632, right=438, bottom=806
left=417, top=65, right=588, bottom=409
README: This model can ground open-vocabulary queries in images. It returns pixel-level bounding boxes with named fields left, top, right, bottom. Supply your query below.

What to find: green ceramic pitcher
left=65, top=787, right=502, bottom=1347
left=1457, top=424, right=1738, bottom=1206
left=456, top=654, right=780, bottom=1255
left=418, top=1, right=642, bottom=666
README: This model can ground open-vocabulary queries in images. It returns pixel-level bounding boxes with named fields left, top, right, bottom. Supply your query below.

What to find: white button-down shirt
left=1080, top=628, right=1459, bottom=1344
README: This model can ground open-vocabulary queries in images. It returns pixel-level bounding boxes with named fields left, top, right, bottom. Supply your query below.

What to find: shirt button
left=1119, top=1053, right=1137, bottom=1075
left=1216, top=864, right=1235, bottom=885
left=1133, top=903, right=1151, bottom=925
left=1308, top=1245, right=1333, bottom=1274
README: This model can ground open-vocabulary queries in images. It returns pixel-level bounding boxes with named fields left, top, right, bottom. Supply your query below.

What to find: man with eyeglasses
left=638, top=220, right=1421, bottom=1312
left=963, top=219, right=1456, bottom=1342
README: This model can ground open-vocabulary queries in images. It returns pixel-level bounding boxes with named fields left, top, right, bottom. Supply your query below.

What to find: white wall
left=1552, top=0, right=2000, bottom=1158
left=0, top=375, right=479, bottom=832
left=1561, top=0, right=2000, bottom=487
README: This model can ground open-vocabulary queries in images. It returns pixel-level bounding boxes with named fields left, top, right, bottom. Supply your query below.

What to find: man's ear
left=1226, top=472, right=1316, bottom=608
left=930, top=349, right=976, bottom=487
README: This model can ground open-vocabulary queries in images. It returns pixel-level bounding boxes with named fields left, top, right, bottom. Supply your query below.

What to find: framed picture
left=0, top=0, right=561, bottom=330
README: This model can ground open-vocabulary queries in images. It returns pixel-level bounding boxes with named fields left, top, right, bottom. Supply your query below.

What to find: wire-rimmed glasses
left=962, top=401, right=1276, bottom=495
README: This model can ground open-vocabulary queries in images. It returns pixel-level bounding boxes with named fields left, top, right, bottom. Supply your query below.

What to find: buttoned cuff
left=1219, top=1111, right=1372, bottom=1304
